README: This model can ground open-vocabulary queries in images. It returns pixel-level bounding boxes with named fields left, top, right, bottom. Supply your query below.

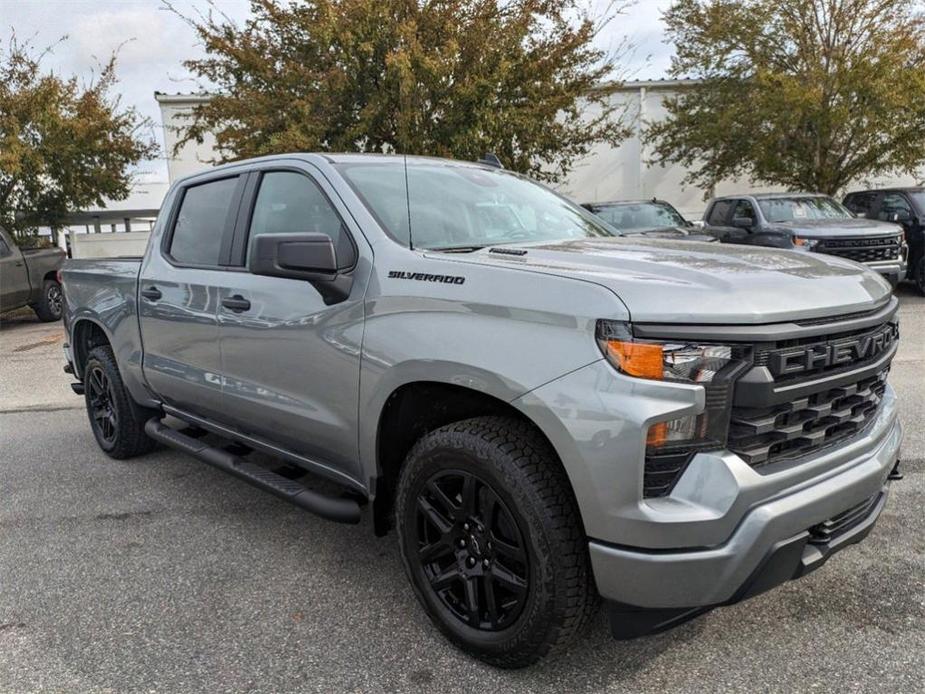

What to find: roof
left=713, top=192, right=827, bottom=201
left=845, top=187, right=925, bottom=195
left=582, top=198, right=673, bottom=207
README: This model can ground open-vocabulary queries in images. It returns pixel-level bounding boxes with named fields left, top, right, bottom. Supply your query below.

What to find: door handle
left=222, top=295, right=251, bottom=312
left=140, top=286, right=162, bottom=301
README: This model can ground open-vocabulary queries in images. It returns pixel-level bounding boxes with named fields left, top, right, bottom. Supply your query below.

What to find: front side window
left=592, top=202, right=687, bottom=232
left=169, top=177, right=239, bottom=266
left=732, top=199, right=756, bottom=222
left=757, top=197, right=852, bottom=223
left=248, top=171, right=355, bottom=267
left=336, top=160, right=616, bottom=250
left=877, top=193, right=913, bottom=222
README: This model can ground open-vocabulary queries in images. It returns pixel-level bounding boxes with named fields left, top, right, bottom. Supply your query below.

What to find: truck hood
left=766, top=217, right=901, bottom=238
left=430, top=237, right=891, bottom=324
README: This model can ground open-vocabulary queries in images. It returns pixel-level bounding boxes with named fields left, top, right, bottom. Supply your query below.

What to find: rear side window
left=0, top=235, right=10, bottom=256
left=844, top=192, right=876, bottom=216
left=169, top=177, right=239, bottom=266
left=877, top=193, right=913, bottom=221
left=248, top=171, right=356, bottom=268
left=732, top=199, right=756, bottom=222
left=706, top=200, right=732, bottom=225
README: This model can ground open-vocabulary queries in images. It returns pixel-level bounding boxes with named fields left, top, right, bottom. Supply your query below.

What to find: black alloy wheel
left=86, top=364, right=118, bottom=446
left=413, top=470, right=529, bottom=631
left=46, top=282, right=63, bottom=318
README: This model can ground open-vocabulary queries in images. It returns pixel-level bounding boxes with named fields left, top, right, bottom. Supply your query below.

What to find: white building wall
left=155, top=81, right=924, bottom=221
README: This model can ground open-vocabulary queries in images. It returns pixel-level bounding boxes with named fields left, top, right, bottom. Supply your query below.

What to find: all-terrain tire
left=83, top=345, right=158, bottom=459
left=395, top=416, right=597, bottom=668
left=32, top=279, right=63, bottom=322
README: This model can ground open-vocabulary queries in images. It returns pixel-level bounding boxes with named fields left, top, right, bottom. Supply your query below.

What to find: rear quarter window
left=706, top=200, right=733, bottom=225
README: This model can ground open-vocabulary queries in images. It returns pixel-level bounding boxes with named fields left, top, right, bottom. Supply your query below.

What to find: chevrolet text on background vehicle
left=61, top=153, right=903, bottom=667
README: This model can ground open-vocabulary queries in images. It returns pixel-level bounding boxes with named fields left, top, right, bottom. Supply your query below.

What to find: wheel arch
left=71, top=317, right=113, bottom=379
left=370, top=379, right=575, bottom=537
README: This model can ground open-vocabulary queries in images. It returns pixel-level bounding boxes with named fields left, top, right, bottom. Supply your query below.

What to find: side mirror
left=249, top=232, right=352, bottom=304
left=690, top=220, right=705, bottom=229
left=731, top=216, right=754, bottom=230
left=890, top=209, right=912, bottom=223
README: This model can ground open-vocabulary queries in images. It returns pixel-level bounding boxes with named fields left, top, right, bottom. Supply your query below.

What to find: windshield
left=591, top=202, right=686, bottom=232
left=758, top=197, right=853, bottom=223
left=335, top=159, right=617, bottom=249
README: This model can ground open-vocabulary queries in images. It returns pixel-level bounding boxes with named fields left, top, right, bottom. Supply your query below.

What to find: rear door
left=0, top=232, right=31, bottom=310
left=138, top=173, right=246, bottom=421
left=216, top=162, right=371, bottom=484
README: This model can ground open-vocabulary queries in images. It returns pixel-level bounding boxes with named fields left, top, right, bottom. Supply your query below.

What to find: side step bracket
left=144, top=418, right=361, bottom=524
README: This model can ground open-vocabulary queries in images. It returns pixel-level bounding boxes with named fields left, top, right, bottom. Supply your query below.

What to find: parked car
left=843, top=187, right=925, bottom=295
left=62, top=154, right=902, bottom=667
left=582, top=198, right=717, bottom=241
left=703, top=193, right=907, bottom=287
left=0, top=226, right=66, bottom=321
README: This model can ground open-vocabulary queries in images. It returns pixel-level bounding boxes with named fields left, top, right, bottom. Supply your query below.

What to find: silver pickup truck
left=0, top=227, right=65, bottom=320
left=61, top=154, right=903, bottom=667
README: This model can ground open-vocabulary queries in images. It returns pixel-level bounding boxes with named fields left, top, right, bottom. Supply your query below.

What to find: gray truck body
left=61, top=154, right=902, bottom=628
left=0, top=227, right=65, bottom=316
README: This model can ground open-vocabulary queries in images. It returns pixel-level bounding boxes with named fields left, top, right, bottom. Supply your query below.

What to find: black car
left=582, top=199, right=717, bottom=241
left=703, top=193, right=907, bottom=288
left=844, top=188, right=925, bottom=294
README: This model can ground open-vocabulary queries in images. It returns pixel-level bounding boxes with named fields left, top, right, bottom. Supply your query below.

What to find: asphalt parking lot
left=0, top=289, right=923, bottom=693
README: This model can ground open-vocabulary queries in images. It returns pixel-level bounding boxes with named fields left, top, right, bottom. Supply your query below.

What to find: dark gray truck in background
left=704, top=193, right=908, bottom=286
left=0, top=226, right=65, bottom=320
left=61, top=154, right=903, bottom=667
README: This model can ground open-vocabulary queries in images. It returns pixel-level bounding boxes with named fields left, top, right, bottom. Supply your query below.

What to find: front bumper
left=590, top=410, right=901, bottom=613
left=865, top=259, right=907, bottom=286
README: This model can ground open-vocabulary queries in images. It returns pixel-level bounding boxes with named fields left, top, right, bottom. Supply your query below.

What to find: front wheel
left=395, top=416, right=596, bottom=668
left=83, top=345, right=158, bottom=459
left=33, top=279, right=63, bottom=321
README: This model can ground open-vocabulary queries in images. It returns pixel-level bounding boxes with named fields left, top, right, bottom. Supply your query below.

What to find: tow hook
left=888, top=459, right=903, bottom=481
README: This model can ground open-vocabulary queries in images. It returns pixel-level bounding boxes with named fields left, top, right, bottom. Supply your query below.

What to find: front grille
left=728, top=370, right=888, bottom=468
left=808, top=493, right=881, bottom=545
left=817, top=236, right=901, bottom=263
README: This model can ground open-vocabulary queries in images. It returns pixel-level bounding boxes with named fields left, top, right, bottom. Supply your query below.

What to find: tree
left=172, top=0, right=630, bottom=182
left=645, top=0, right=925, bottom=195
left=0, top=36, right=158, bottom=242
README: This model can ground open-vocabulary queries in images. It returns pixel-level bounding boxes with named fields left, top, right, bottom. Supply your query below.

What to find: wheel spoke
left=417, top=496, right=453, bottom=535
left=490, top=533, right=526, bottom=563
left=426, top=480, right=459, bottom=520
left=430, top=565, right=462, bottom=592
left=463, top=576, right=480, bottom=625
left=490, top=562, right=527, bottom=595
left=418, top=537, right=453, bottom=563
left=460, top=475, right=477, bottom=516
left=482, top=574, right=499, bottom=628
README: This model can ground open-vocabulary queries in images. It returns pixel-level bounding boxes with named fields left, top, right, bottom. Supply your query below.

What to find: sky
left=0, top=0, right=675, bottom=183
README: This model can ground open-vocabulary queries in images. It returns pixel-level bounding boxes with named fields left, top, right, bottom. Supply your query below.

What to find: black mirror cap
left=731, top=216, right=753, bottom=229
left=249, top=232, right=353, bottom=304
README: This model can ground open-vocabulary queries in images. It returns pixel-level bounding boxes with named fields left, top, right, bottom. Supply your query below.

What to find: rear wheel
left=395, top=416, right=596, bottom=668
left=83, top=345, right=158, bottom=459
left=33, top=279, right=63, bottom=322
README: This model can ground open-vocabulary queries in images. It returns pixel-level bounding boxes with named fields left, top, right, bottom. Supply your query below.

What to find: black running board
left=145, top=418, right=361, bottom=524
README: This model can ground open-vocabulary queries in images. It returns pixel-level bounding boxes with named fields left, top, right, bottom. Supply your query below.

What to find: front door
left=217, top=165, right=370, bottom=485
left=0, top=233, right=31, bottom=310
left=138, top=175, right=245, bottom=422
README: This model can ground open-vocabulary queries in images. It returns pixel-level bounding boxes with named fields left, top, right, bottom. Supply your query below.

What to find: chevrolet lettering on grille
left=768, top=323, right=899, bottom=376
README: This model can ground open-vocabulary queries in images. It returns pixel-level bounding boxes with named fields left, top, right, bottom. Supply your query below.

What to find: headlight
left=793, top=237, right=820, bottom=249
left=596, top=320, right=750, bottom=451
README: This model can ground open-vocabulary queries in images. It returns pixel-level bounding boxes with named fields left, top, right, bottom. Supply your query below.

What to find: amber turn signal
left=603, top=340, right=664, bottom=380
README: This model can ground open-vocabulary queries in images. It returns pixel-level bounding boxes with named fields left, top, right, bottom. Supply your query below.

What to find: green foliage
left=173, top=0, right=630, bottom=182
left=645, top=0, right=925, bottom=195
left=0, top=36, right=158, bottom=240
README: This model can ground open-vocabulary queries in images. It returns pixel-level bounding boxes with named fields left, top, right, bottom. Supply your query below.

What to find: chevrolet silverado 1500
left=62, top=154, right=903, bottom=667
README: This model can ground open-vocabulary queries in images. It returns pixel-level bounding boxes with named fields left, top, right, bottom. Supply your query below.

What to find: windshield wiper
left=427, top=245, right=488, bottom=253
